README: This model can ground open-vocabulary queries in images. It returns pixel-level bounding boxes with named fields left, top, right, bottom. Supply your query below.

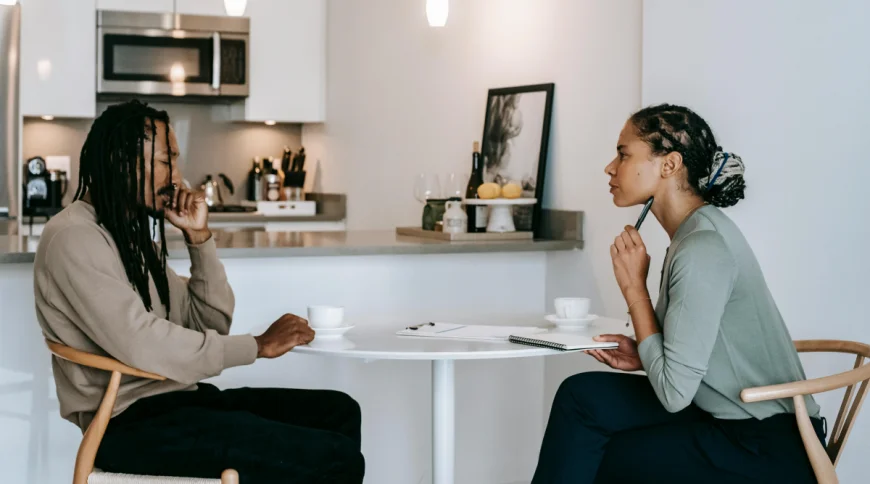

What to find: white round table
left=293, top=318, right=627, bottom=484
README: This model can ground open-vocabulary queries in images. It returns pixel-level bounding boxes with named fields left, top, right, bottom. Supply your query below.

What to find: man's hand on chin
left=163, top=187, right=212, bottom=245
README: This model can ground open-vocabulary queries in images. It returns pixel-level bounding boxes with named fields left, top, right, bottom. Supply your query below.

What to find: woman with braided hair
left=533, top=104, right=823, bottom=483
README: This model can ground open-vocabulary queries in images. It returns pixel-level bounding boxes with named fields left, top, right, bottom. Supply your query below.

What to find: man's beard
left=143, top=183, right=177, bottom=218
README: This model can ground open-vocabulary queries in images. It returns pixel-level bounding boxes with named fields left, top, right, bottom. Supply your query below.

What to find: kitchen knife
left=295, top=147, right=306, bottom=172
left=281, top=149, right=291, bottom=174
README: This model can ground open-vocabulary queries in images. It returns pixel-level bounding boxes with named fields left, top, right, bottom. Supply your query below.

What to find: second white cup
left=554, top=297, right=591, bottom=319
left=307, top=306, right=345, bottom=329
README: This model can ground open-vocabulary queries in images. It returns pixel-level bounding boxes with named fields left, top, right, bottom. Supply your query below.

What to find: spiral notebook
left=396, top=322, right=545, bottom=341
left=508, top=333, right=619, bottom=351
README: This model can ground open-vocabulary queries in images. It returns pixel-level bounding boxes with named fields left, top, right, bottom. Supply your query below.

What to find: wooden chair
left=741, top=340, right=870, bottom=484
left=46, top=341, right=240, bottom=484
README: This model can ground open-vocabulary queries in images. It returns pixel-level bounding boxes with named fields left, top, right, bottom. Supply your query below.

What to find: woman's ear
left=660, top=151, right=684, bottom=179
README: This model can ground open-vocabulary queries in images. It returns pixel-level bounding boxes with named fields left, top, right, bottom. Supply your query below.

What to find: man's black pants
left=95, top=383, right=364, bottom=483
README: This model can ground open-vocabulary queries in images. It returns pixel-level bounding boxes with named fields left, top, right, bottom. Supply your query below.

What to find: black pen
left=634, top=196, right=654, bottom=230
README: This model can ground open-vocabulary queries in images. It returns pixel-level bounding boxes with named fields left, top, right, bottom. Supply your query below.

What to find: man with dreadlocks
left=34, top=100, right=364, bottom=483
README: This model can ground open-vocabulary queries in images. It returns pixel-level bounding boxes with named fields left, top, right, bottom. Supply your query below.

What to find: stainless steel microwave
left=97, top=10, right=249, bottom=99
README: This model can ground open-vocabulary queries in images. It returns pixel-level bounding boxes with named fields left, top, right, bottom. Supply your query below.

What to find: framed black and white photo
left=480, top=83, right=554, bottom=234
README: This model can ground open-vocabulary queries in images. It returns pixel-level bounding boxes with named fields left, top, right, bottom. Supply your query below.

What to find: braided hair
left=630, top=104, right=746, bottom=208
left=74, top=100, right=172, bottom=312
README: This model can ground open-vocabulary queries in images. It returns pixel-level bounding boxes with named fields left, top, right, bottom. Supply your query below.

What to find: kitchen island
left=0, top=214, right=590, bottom=484
left=0, top=228, right=580, bottom=264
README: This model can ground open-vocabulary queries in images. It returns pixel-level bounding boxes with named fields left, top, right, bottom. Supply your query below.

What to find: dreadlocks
left=75, top=100, right=173, bottom=312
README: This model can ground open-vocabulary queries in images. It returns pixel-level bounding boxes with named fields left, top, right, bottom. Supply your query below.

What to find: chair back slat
left=828, top=365, right=868, bottom=466
left=827, top=355, right=862, bottom=460
left=74, top=371, right=122, bottom=484
left=795, top=342, right=870, bottom=468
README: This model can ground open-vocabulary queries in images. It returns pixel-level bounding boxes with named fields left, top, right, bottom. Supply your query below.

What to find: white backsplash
left=23, top=102, right=303, bottom=205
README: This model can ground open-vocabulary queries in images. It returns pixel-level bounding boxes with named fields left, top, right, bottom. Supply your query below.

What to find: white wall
left=643, top=1, right=870, bottom=482
left=303, top=0, right=642, bottom=242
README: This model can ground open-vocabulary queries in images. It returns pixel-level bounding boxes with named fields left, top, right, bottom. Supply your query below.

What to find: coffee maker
left=48, top=169, right=68, bottom=208
left=23, top=156, right=67, bottom=214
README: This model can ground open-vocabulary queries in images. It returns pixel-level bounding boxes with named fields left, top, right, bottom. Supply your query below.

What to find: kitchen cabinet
left=174, top=0, right=228, bottom=16
left=95, top=0, right=173, bottom=13
left=97, top=0, right=229, bottom=15
left=20, top=0, right=97, bottom=118
left=19, top=0, right=325, bottom=123
left=228, top=0, right=326, bottom=123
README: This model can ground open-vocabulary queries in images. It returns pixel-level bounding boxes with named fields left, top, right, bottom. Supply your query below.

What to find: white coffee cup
left=554, top=297, right=591, bottom=319
left=307, top=306, right=345, bottom=329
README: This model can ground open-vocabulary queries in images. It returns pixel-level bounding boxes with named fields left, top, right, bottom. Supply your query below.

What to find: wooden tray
left=396, top=227, right=533, bottom=241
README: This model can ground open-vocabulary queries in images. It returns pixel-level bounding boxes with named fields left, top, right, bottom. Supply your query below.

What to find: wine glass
left=413, top=173, right=442, bottom=203
left=442, top=173, right=467, bottom=199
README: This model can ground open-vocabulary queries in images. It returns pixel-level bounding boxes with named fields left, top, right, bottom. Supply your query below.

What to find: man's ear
left=660, top=151, right=684, bottom=179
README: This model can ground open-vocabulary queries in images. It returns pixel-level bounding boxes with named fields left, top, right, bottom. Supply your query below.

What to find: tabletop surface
left=293, top=318, right=629, bottom=360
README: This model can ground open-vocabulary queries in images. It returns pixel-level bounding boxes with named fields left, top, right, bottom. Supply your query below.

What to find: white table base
left=432, top=359, right=455, bottom=484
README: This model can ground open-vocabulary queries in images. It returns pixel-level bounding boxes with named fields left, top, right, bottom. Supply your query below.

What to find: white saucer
left=312, top=325, right=355, bottom=339
left=307, top=338, right=356, bottom=350
left=545, top=314, right=599, bottom=329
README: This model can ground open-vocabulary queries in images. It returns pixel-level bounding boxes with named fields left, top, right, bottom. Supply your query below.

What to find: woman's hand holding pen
left=610, top=224, right=660, bottom=345
left=610, top=225, right=651, bottom=302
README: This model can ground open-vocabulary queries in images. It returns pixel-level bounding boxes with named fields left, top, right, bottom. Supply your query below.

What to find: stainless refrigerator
left=0, top=3, right=20, bottom=218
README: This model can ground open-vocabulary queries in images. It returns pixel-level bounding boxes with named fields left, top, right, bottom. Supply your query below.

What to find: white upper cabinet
left=229, top=0, right=326, bottom=123
left=95, top=0, right=173, bottom=13
left=98, top=0, right=227, bottom=16
left=20, top=0, right=97, bottom=118
left=174, top=0, right=228, bottom=16
left=19, top=0, right=325, bottom=123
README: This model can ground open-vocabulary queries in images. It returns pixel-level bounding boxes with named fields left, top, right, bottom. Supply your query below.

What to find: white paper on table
left=395, top=323, right=546, bottom=342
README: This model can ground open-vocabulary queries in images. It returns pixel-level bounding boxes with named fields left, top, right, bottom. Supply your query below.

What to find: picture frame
left=480, top=83, right=555, bottom=235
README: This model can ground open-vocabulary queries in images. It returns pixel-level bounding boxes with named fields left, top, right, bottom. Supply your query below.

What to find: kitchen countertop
left=0, top=209, right=584, bottom=263
left=0, top=229, right=580, bottom=263
left=206, top=193, right=348, bottom=224
left=207, top=212, right=345, bottom=223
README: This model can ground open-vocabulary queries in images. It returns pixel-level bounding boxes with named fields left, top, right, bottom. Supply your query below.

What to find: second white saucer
left=312, top=325, right=355, bottom=339
left=545, top=314, right=599, bottom=328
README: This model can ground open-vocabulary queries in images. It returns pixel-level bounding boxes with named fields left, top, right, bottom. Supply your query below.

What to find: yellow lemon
left=477, top=183, right=502, bottom=199
left=501, top=183, right=523, bottom=199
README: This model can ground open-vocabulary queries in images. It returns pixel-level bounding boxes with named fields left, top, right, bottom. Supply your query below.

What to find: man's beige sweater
left=34, top=201, right=258, bottom=431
